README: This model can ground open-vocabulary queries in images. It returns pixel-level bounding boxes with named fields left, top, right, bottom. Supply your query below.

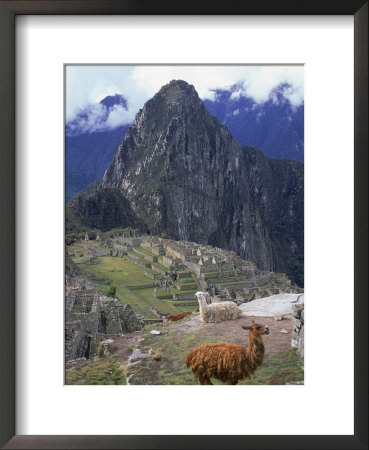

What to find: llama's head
left=194, top=291, right=207, bottom=299
left=242, top=323, right=270, bottom=335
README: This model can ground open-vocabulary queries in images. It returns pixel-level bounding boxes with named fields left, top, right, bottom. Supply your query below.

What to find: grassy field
left=67, top=242, right=193, bottom=318
left=65, top=356, right=126, bottom=385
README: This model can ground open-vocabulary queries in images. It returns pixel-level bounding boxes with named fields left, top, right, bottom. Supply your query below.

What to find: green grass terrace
left=67, top=242, right=196, bottom=318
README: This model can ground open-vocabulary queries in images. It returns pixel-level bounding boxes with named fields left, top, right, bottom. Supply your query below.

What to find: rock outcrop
left=66, top=187, right=148, bottom=232
left=65, top=284, right=142, bottom=361
left=291, top=294, right=304, bottom=359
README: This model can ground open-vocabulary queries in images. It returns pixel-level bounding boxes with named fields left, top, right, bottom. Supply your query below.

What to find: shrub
left=97, top=344, right=105, bottom=358
left=107, top=285, right=116, bottom=297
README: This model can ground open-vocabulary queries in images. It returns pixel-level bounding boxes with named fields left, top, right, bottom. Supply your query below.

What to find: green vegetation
left=66, top=320, right=303, bottom=386
left=66, top=188, right=147, bottom=233
left=67, top=242, right=192, bottom=318
left=134, top=246, right=156, bottom=257
left=72, top=303, right=92, bottom=314
left=97, top=344, right=105, bottom=358
left=65, top=216, right=90, bottom=245
left=128, top=324, right=218, bottom=385
left=101, top=227, right=142, bottom=240
left=66, top=356, right=126, bottom=385
left=107, top=285, right=116, bottom=297
left=150, top=261, right=169, bottom=273
left=170, top=287, right=197, bottom=295
left=238, top=349, right=304, bottom=385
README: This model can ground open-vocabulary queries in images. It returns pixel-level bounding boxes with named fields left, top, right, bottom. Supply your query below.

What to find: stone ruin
left=141, top=236, right=165, bottom=255
left=70, top=232, right=299, bottom=322
left=161, top=239, right=295, bottom=303
left=291, top=294, right=304, bottom=359
left=65, top=281, right=142, bottom=362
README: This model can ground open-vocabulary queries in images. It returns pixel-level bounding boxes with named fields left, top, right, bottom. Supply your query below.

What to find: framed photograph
left=0, top=1, right=367, bottom=449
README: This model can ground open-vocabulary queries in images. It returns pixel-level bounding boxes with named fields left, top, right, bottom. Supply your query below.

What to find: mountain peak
left=161, top=79, right=194, bottom=91
left=155, top=79, right=199, bottom=104
left=100, top=93, right=128, bottom=110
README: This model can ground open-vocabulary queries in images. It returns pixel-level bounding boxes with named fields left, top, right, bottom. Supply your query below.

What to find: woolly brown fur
left=185, top=323, right=269, bottom=385
left=167, top=311, right=192, bottom=322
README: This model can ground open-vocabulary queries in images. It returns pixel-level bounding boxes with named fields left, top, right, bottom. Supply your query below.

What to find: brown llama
left=166, top=311, right=192, bottom=322
left=185, top=323, right=269, bottom=385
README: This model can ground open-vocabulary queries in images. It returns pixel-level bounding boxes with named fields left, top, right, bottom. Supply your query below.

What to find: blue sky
left=66, top=65, right=304, bottom=131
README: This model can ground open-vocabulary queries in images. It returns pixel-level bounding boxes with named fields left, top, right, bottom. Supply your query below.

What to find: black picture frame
left=0, top=1, right=367, bottom=449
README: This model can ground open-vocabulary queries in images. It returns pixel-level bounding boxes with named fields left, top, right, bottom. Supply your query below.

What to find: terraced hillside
left=67, top=242, right=198, bottom=319
left=67, top=233, right=297, bottom=320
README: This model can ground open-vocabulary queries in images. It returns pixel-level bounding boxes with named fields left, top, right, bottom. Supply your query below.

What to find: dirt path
left=152, top=313, right=293, bottom=356
left=105, top=331, right=143, bottom=359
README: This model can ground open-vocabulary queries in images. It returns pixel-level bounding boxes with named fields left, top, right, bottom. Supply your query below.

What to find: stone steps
left=212, top=275, right=249, bottom=284
left=151, top=264, right=167, bottom=276
left=144, top=270, right=162, bottom=280
left=127, top=251, right=140, bottom=260
left=176, top=271, right=192, bottom=279
left=125, top=255, right=152, bottom=269
left=133, top=247, right=158, bottom=262
left=214, top=281, right=253, bottom=290
left=175, top=282, right=197, bottom=291
left=156, top=294, right=173, bottom=300
left=201, top=270, right=233, bottom=280
left=171, top=291, right=198, bottom=301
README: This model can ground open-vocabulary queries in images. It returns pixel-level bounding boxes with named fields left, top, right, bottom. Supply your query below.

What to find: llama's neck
left=246, top=332, right=265, bottom=370
left=197, top=295, right=208, bottom=312
left=197, top=295, right=209, bottom=322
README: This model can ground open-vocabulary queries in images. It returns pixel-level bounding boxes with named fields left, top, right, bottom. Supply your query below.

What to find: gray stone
left=65, top=285, right=142, bottom=362
left=298, top=326, right=304, bottom=359
left=292, top=303, right=304, bottom=318
left=274, top=314, right=284, bottom=321
left=128, top=348, right=152, bottom=364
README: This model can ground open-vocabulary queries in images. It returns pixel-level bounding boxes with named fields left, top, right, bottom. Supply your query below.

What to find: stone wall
left=291, top=294, right=304, bottom=359
left=65, top=288, right=142, bottom=361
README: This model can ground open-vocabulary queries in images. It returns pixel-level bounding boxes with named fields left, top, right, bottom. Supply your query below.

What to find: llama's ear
left=242, top=325, right=251, bottom=330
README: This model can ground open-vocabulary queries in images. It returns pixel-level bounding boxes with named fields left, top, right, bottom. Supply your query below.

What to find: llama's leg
left=198, top=375, right=213, bottom=385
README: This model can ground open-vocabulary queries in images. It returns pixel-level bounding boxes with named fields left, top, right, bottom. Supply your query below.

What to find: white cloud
left=66, top=65, right=304, bottom=130
left=105, top=105, right=135, bottom=129
left=230, top=89, right=243, bottom=100
left=240, top=66, right=304, bottom=106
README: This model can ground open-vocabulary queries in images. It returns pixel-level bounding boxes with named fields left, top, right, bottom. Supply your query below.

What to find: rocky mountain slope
left=66, top=187, right=148, bottom=232
left=93, top=80, right=304, bottom=286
